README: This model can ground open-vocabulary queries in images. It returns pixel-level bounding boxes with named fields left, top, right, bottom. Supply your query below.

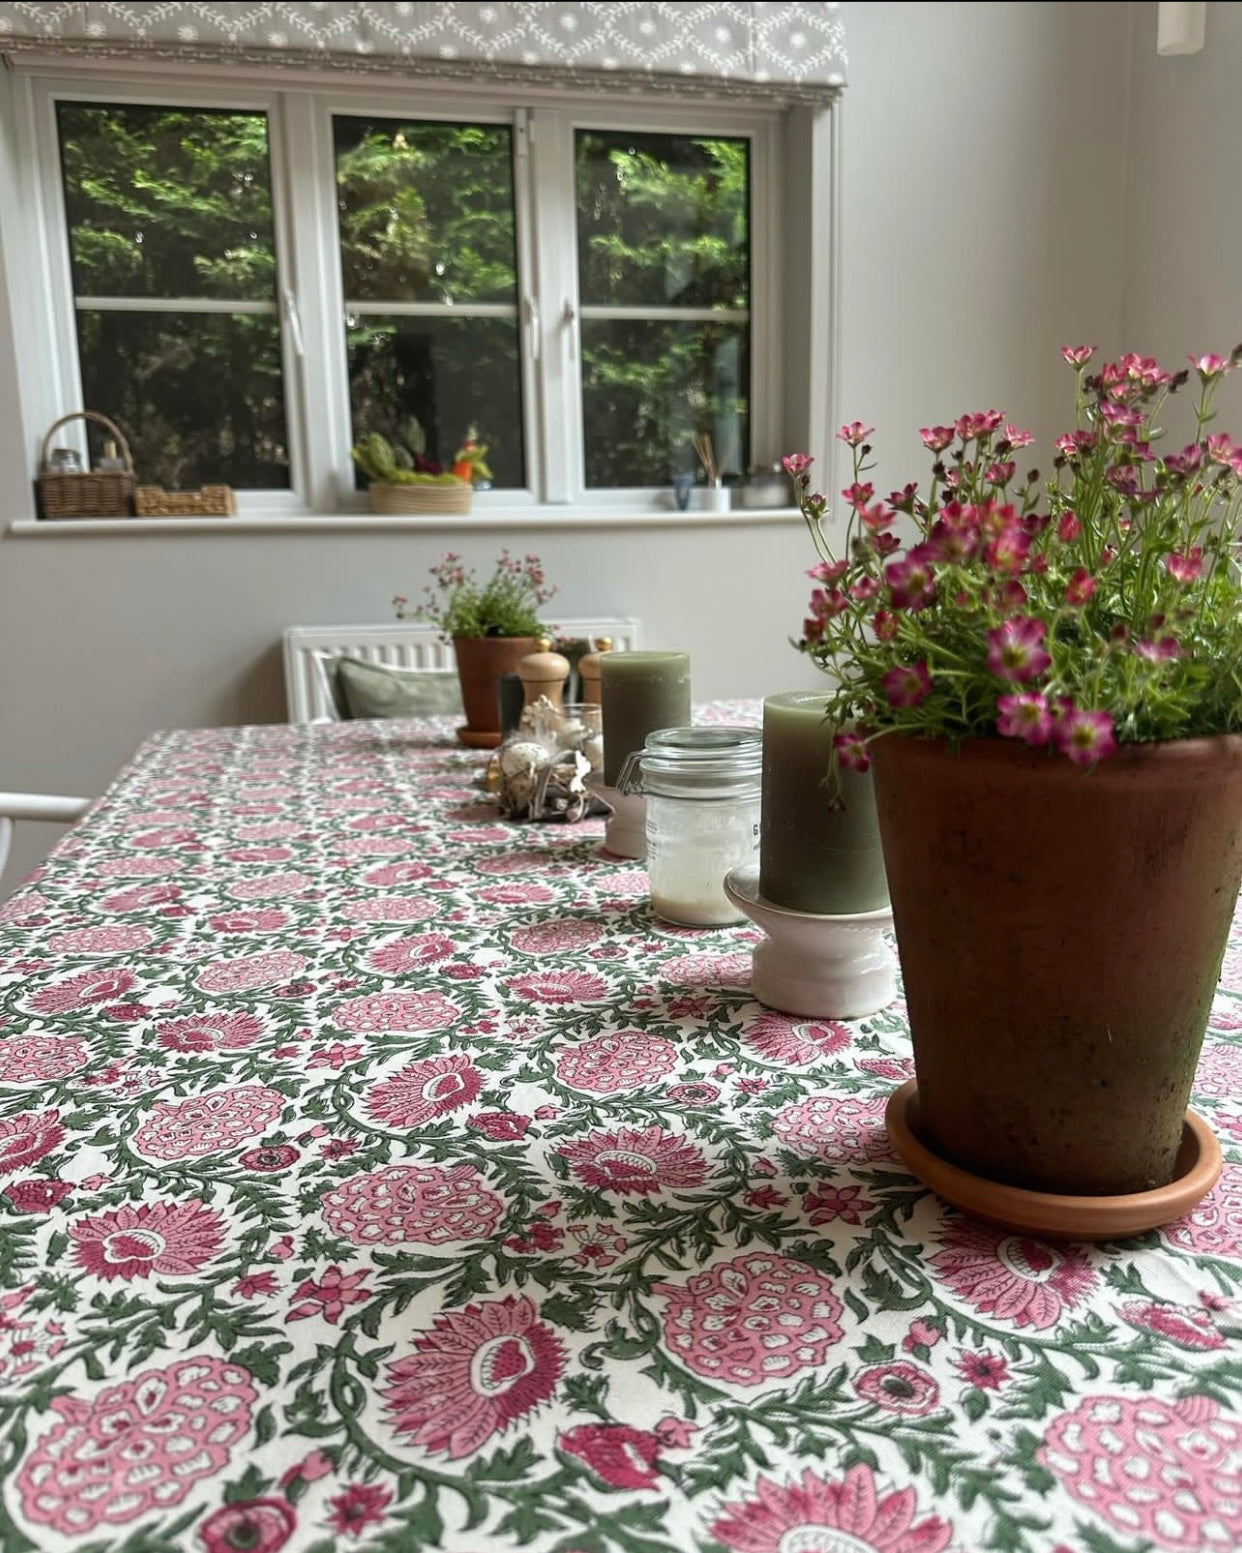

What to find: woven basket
left=135, top=485, right=236, bottom=517
left=369, top=480, right=473, bottom=516
left=38, top=411, right=135, bottom=519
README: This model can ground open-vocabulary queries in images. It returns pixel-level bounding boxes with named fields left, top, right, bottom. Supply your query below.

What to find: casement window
left=25, top=76, right=781, bottom=516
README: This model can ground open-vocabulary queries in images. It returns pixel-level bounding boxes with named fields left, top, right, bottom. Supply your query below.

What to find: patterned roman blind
left=0, top=2, right=847, bottom=102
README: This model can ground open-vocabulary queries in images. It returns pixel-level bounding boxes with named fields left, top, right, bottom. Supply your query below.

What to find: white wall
left=0, top=1, right=1134, bottom=892
left=1121, top=0, right=1242, bottom=437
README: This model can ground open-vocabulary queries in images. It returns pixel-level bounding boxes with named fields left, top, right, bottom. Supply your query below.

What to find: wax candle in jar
left=760, top=691, right=889, bottom=914
left=600, top=651, right=692, bottom=787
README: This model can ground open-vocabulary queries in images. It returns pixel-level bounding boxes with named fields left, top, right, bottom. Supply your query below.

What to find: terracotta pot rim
left=873, top=730, right=1242, bottom=772
left=452, top=633, right=540, bottom=642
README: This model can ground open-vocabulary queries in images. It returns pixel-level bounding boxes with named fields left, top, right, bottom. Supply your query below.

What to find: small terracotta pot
left=870, top=733, right=1242, bottom=1196
left=453, top=636, right=538, bottom=744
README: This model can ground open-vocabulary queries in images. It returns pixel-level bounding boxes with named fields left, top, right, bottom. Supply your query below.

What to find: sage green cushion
left=334, top=656, right=463, bottom=720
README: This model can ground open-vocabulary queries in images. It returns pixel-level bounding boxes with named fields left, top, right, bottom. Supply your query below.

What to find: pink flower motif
left=235, top=1271, right=279, bottom=1298
left=340, top=896, right=438, bottom=926
left=323, top=1163, right=503, bottom=1247
left=0, top=1111, right=65, bottom=1175
left=560, top=1126, right=707, bottom=1195
left=955, top=1349, right=1009, bottom=1390
left=986, top=615, right=1050, bottom=682
left=194, top=950, right=306, bottom=994
left=509, top=968, right=610, bottom=1004
left=358, top=1046, right=480, bottom=1127
left=28, top=967, right=137, bottom=1015
left=803, top=1184, right=875, bottom=1226
left=666, top=1082, right=720, bottom=1107
left=327, top=1482, right=392, bottom=1539
left=560, top=1423, right=664, bottom=1490
left=71, top=1199, right=224, bottom=1280
left=882, top=661, right=933, bottom=708
left=1121, top=1299, right=1224, bottom=1350
left=0, top=1036, right=88, bottom=1084
left=556, top=1031, right=678, bottom=1094
left=566, top=1220, right=627, bottom=1267
left=16, top=1355, right=256, bottom=1535
left=1163, top=1163, right=1242, bottom=1256
left=134, top=1086, right=285, bottom=1161
left=383, top=1296, right=564, bottom=1459
left=198, top=1499, right=295, bottom=1553
left=45, top=924, right=153, bottom=954
left=307, top=1043, right=363, bottom=1070
left=278, top=1449, right=334, bottom=1488
left=286, top=1263, right=370, bottom=1325
left=1061, top=344, right=1097, bottom=366
left=837, top=422, right=874, bottom=447
left=712, top=1461, right=954, bottom=1553
left=833, top=731, right=871, bottom=772
left=858, top=1055, right=913, bottom=1081
left=364, top=934, right=456, bottom=976
left=997, top=691, right=1053, bottom=746
left=744, top=1013, right=851, bottom=1066
left=1043, top=1393, right=1242, bottom=1550
left=156, top=1012, right=267, bottom=1054
left=656, top=1253, right=843, bottom=1387
left=205, top=909, right=291, bottom=934
left=919, top=425, right=956, bottom=453
left=854, top=1361, right=940, bottom=1416
left=745, top=1186, right=786, bottom=1209
left=773, top=1094, right=892, bottom=1164
left=930, top=1221, right=1097, bottom=1330
left=661, top=950, right=751, bottom=985
left=1053, top=706, right=1116, bottom=766
left=5, top=1179, right=72, bottom=1213
left=903, top=1318, right=943, bottom=1351
left=508, top=919, right=604, bottom=955
left=240, top=1144, right=299, bottom=1172
left=227, top=871, right=314, bottom=901
left=1193, top=1039, right=1242, bottom=1097
left=469, top=1111, right=532, bottom=1142
left=332, top=989, right=460, bottom=1035
left=1166, top=547, right=1205, bottom=582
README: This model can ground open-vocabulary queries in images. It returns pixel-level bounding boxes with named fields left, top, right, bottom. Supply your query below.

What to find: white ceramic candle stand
left=585, top=773, right=647, bottom=861
left=724, top=863, right=897, bottom=1020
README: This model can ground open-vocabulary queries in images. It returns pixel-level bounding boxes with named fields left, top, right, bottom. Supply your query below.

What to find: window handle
left=562, top=300, right=578, bottom=362
left=283, top=290, right=306, bottom=359
left=524, top=295, right=541, bottom=363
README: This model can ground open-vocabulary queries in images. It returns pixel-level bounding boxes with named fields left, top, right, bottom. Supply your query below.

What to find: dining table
left=0, top=710, right=1240, bottom=1553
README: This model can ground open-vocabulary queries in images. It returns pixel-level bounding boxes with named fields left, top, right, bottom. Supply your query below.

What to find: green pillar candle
left=600, top=652, right=692, bottom=787
left=760, top=691, right=889, bottom=914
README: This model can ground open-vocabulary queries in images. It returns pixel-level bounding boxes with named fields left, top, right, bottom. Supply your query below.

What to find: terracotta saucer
left=456, top=727, right=503, bottom=750
left=885, top=1078, right=1222, bottom=1242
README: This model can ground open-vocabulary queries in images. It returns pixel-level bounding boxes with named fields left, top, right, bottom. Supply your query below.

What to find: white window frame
left=13, top=64, right=795, bottom=520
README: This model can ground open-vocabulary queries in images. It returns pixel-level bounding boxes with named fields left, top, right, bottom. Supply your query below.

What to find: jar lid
left=639, top=725, right=762, bottom=783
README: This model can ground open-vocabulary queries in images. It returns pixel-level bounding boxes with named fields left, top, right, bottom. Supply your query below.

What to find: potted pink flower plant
left=787, top=346, right=1242, bottom=1209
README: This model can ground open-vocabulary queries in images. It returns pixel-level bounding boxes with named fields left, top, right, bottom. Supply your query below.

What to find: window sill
left=7, top=508, right=803, bottom=536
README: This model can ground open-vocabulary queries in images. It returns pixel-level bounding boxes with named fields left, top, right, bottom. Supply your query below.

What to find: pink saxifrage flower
left=1166, top=546, right=1205, bottom=582
left=1053, top=706, right=1116, bottom=767
left=997, top=691, right=1053, bottom=747
left=71, top=1199, right=225, bottom=1281
left=559, top=1126, right=707, bottom=1195
left=833, top=731, right=871, bottom=772
left=882, top=661, right=933, bottom=708
left=837, top=421, right=874, bottom=447
left=1190, top=352, right=1231, bottom=382
left=884, top=555, right=936, bottom=612
left=1065, top=566, right=1097, bottom=606
left=16, top=1355, right=257, bottom=1536
left=655, top=1253, right=843, bottom=1387
left=712, top=1461, right=954, bottom=1553
left=383, top=1296, right=564, bottom=1459
left=919, top=424, right=955, bottom=453
left=986, top=616, right=1051, bottom=683
left=782, top=452, right=813, bottom=477
left=1061, top=344, right=1097, bottom=367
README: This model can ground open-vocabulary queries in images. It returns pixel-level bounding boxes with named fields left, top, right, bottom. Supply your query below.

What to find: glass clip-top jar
left=617, top=726, right=762, bottom=926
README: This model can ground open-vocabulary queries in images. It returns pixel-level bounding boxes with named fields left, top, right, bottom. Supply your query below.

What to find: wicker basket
left=135, top=485, right=236, bottom=517
left=38, top=411, right=135, bottom=519
left=369, top=480, right=473, bottom=516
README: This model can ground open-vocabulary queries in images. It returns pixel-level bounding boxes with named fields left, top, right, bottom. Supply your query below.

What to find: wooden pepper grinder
left=577, top=637, right=614, bottom=706
left=518, top=638, right=571, bottom=712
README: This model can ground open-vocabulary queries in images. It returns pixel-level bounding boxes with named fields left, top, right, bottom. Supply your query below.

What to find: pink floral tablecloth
left=0, top=714, right=1241, bottom=1553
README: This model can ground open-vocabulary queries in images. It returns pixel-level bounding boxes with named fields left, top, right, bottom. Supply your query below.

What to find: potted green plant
left=786, top=346, right=1242, bottom=1215
left=352, top=419, right=491, bottom=515
left=395, top=550, right=557, bottom=747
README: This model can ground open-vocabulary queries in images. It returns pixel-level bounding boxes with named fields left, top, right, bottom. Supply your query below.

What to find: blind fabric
left=0, top=2, right=846, bottom=102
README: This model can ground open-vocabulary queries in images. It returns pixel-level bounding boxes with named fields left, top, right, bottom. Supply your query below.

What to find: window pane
left=581, top=318, right=748, bottom=489
left=76, top=311, right=288, bottom=489
left=57, top=104, right=276, bottom=300
left=347, top=316, right=525, bottom=489
left=576, top=131, right=749, bottom=309
left=335, top=118, right=517, bottom=304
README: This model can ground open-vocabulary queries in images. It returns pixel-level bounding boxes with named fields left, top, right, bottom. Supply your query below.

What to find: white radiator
left=283, top=618, right=642, bottom=722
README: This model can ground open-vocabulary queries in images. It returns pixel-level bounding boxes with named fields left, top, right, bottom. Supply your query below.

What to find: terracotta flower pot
left=870, top=733, right=1242, bottom=1196
left=452, top=636, right=537, bottom=747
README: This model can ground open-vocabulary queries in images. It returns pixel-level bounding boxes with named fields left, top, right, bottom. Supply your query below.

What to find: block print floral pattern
left=0, top=715, right=1237, bottom=1552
